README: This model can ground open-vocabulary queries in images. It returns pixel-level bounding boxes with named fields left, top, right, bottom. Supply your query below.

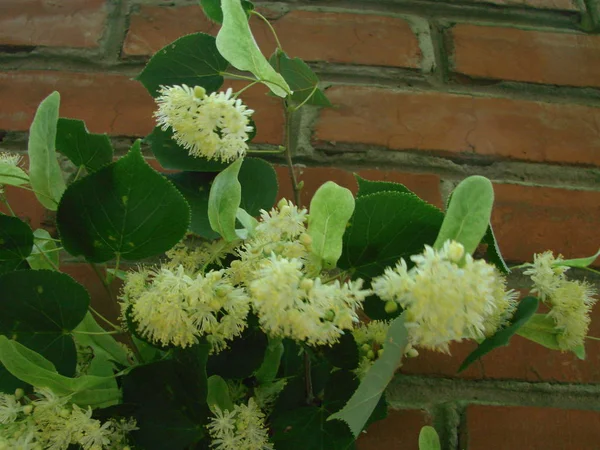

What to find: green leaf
left=459, top=296, right=539, bottom=372
left=0, top=214, right=33, bottom=261
left=56, top=140, right=190, bottom=262
left=200, top=0, right=255, bottom=23
left=0, top=336, right=116, bottom=401
left=208, top=158, right=243, bottom=241
left=272, top=371, right=357, bottom=450
left=355, top=175, right=413, bottom=197
left=328, top=314, right=408, bottom=438
left=269, top=51, right=331, bottom=107
left=419, top=426, right=441, bottom=450
left=123, top=359, right=206, bottom=449
left=216, top=0, right=290, bottom=97
left=238, top=158, right=278, bottom=216
left=320, top=332, right=359, bottom=371
left=26, top=229, right=58, bottom=270
left=55, top=118, right=113, bottom=173
left=207, top=375, right=234, bottom=413
left=308, top=181, right=355, bottom=270
left=556, top=248, right=600, bottom=268
left=146, top=127, right=227, bottom=172
left=27, top=91, right=66, bottom=210
left=137, top=33, right=228, bottom=97
left=255, top=337, right=283, bottom=384
left=515, top=313, right=570, bottom=355
left=73, top=312, right=132, bottom=367
left=0, top=269, right=90, bottom=391
left=482, top=224, right=510, bottom=274
left=207, top=323, right=267, bottom=379
left=340, top=192, right=443, bottom=279
left=0, top=162, right=29, bottom=187
left=434, top=176, right=494, bottom=255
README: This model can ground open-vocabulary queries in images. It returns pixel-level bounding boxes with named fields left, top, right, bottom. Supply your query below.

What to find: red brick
left=451, top=25, right=600, bottom=88
left=123, top=6, right=421, bottom=68
left=315, top=86, right=600, bottom=166
left=357, top=409, right=432, bottom=450
left=0, top=71, right=283, bottom=144
left=402, top=301, right=600, bottom=383
left=275, top=166, right=443, bottom=208
left=465, top=0, right=577, bottom=10
left=0, top=185, right=49, bottom=231
left=462, top=405, right=600, bottom=450
left=0, top=0, right=108, bottom=48
left=492, top=183, right=600, bottom=263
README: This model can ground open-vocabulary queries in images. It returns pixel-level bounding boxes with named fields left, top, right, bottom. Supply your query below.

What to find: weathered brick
left=465, top=0, right=577, bottom=10
left=492, top=183, right=600, bottom=263
left=462, top=405, right=600, bottom=449
left=315, top=86, right=600, bottom=166
left=275, top=166, right=443, bottom=207
left=0, top=0, right=108, bottom=48
left=357, top=409, right=432, bottom=450
left=0, top=71, right=283, bottom=144
left=451, top=25, right=600, bottom=88
left=123, top=6, right=421, bottom=68
left=0, top=185, right=49, bottom=231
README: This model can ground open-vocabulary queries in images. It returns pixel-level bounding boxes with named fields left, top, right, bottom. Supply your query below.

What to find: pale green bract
left=216, top=0, right=290, bottom=97
left=0, top=162, right=29, bottom=187
left=208, top=158, right=243, bottom=241
left=419, top=426, right=441, bottom=450
left=207, top=375, right=234, bottom=413
left=434, top=175, right=494, bottom=255
left=27, top=91, right=66, bottom=210
left=26, top=228, right=59, bottom=270
left=307, top=181, right=355, bottom=269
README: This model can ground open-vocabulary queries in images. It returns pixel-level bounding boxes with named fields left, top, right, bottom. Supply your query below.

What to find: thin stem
left=283, top=108, right=302, bottom=206
left=587, top=336, right=600, bottom=341
left=247, top=147, right=286, bottom=155
left=14, top=185, right=58, bottom=204
left=583, top=266, right=600, bottom=276
left=73, top=165, right=84, bottom=183
left=0, top=194, right=16, bottom=216
left=234, top=80, right=260, bottom=98
left=90, top=263, right=118, bottom=311
left=33, top=242, right=60, bottom=271
left=106, top=253, right=121, bottom=285
left=290, top=84, right=319, bottom=112
left=304, top=351, right=314, bottom=404
left=89, top=305, right=121, bottom=331
left=251, top=10, right=283, bottom=51
left=73, top=329, right=122, bottom=336
left=509, top=263, right=528, bottom=270
left=220, top=72, right=258, bottom=82
left=34, top=237, right=62, bottom=243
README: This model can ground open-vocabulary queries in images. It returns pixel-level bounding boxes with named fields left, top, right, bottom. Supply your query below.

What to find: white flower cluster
left=0, top=388, right=136, bottom=450
left=121, top=265, right=249, bottom=351
left=0, top=152, right=22, bottom=167
left=372, top=240, right=517, bottom=353
left=207, top=398, right=272, bottom=450
left=524, top=251, right=597, bottom=351
left=155, top=85, right=254, bottom=162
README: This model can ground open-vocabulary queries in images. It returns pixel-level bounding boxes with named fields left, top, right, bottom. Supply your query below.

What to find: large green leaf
left=26, top=229, right=58, bottom=270
left=0, top=336, right=116, bottom=406
left=55, top=118, right=113, bottom=173
left=137, top=33, right=228, bottom=97
left=0, top=214, right=33, bottom=261
left=123, top=356, right=208, bottom=449
left=355, top=175, right=412, bottom=197
left=0, top=269, right=90, bottom=392
left=27, top=91, right=65, bottom=210
left=320, top=332, right=359, bottom=371
left=272, top=370, right=357, bottom=450
left=0, top=162, right=29, bottom=187
left=269, top=51, right=331, bottom=107
left=434, top=176, right=494, bottom=255
left=458, top=296, right=539, bottom=372
left=516, top=314, right=561, bottom=350
left=308, top=181, right=355, bottom=270
left=238, top=158, right=278, bottom=216
left=73, top=312, right=132, bottom=368
left=146, top=127, right=227, bottom=172
left=208, top=158, right=243, bottom=241
left=340, top=192, right=443, bottom=279
left=328, top=314, right=408, bottom=438
left=56, top=141, right=190, bottom=263
left=216, top=0, right=290, bottom=97
left=482, top=224, right=510, bottom=274
left=200, top=0, right=255, bottom=23
left=419, top=426, right=441, bottom=450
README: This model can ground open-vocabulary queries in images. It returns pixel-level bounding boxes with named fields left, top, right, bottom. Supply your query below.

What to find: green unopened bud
left=384, top=301, right=398, bottom=314
left=59, top=408, right=70, bottom=418
left=14, top=388, right=24, bottom=400
left=193, top=86, right=206, bottom=99
left=22, top=404, right=33, bottom=415
left=407, top=348, right=419, bottom=358
left=277, top=198, right=288, bottom=210
left=377, top=348, right=384, bottom=358
left=324, top=310, right=335, bottom=322
left=366, top=350, right=375, bottom=360
left=361, top=344, right=371, bottom=353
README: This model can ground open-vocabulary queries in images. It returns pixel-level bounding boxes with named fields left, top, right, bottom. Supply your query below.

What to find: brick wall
left=1, top=0, right=600, bottom=448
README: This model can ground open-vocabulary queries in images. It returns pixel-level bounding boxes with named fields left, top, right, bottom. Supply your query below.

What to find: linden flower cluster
left=121, top=265, right=250, bottom=351
left=155, top=85, right=254, bottom=162
left=372, top=240, right=517, bottom=353
left=206, top=398, right=272, bottom=450
left=0, top=388, right=136, bottom=450
left=231, top=199, right=370, bottom=346
left=524, top=251, right=598, bottom=351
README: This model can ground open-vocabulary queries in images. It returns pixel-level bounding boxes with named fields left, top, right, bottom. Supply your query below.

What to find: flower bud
left=366, top=350, right=375, bottom=360
left=384, top=301, right=398, bottom=314
left=377, top=349, right=384, bottom=358
left=447, top=241, right=465, bottom=263
left=22, top=404, right=33, bottom=415
left=193, top=86, right=206, bottom=99
left=14, top=388, right=24, bottom=400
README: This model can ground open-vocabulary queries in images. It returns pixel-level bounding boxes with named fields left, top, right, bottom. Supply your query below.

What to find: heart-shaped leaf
left=0, top=214, right=33, bottom=262
left=56, top=118, right=113, bottom=172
